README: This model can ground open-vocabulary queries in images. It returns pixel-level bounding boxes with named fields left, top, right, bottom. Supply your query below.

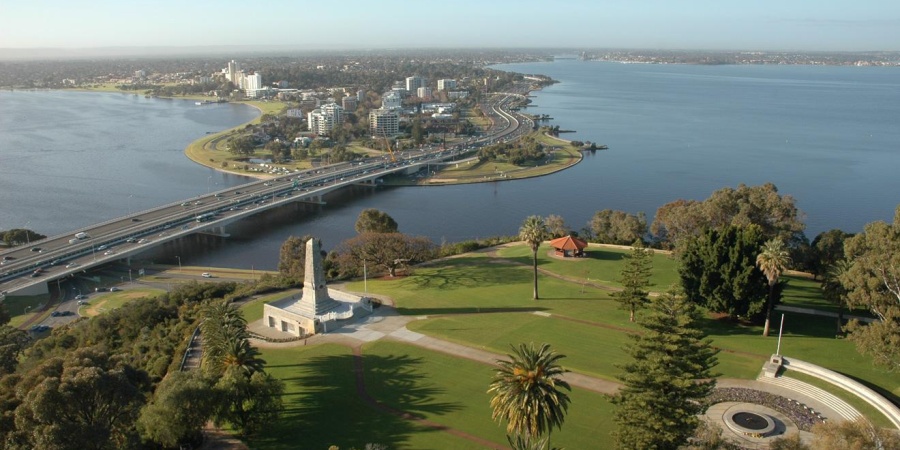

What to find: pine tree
left=612, top=243, right=654, bottom=322
left=612, top=285, right=719, bottom=450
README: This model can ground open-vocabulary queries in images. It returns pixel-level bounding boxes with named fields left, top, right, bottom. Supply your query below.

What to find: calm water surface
left=2, top=61, right=898, bottom=270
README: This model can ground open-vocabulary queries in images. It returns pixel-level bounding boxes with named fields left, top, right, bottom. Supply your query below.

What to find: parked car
left=201, top=272, right=213, bottom=278
left=109, top=287, right=121, bottom=292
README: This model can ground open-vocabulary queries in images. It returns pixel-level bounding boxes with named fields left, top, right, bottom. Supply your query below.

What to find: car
left=131, top=218, right=141, bottom=222
left=181, top=202, right=189, bottom=206
left=50, top=259, right=61, bottom=266
left=30, top=247, right=42, bottom=252
left=95, top=287, right=108, bottom=292
left=75, top=294, right=88, bottom=300
left=214, top=193, right=223, bottom=197
left=125, top=237, right=136, bottom=243
left=66, top=262, right=79, bottom=268
left=234, top=190, right=242, bottom=195
left=103, top=250, right=115, bottom=256
left=51, top=311, right=62, bottom=317
left=201, top=272, right=213, bottom=278
left=1, top=256, right=12, bottom=261
left=138, top=238, right=147, bottom=244
left=97, top=244, right=108, bottom=251
left=109, top=286, right=121, bottom=292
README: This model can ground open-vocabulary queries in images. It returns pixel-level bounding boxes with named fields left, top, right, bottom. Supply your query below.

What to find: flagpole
left=775, top=313, right=786, bottom=356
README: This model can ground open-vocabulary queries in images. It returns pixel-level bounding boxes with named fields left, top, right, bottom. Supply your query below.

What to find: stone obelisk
left=295, top=238, right=340, bottom=317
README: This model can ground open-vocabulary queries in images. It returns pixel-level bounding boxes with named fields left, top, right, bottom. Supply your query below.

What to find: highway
left=0, top=89, right=533, bottom=297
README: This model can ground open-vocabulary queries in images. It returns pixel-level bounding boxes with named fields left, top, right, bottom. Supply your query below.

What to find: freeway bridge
left=0, top=93, right=533, bottom=297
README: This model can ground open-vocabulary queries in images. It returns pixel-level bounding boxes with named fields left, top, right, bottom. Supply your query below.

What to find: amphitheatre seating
left=756, top=373, right=862, bottom=422
left=781, top=356, right=900, bottom=430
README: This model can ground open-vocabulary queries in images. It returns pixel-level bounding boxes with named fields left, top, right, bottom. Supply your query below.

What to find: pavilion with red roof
left=549, top=235, right=588, bottom=258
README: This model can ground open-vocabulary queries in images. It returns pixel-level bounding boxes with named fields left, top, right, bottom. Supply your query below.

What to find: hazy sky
left=2, top=0, right=898, bottom=51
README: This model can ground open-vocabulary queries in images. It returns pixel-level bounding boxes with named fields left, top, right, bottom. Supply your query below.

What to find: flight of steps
left=757, top=373, right=863, bottom=421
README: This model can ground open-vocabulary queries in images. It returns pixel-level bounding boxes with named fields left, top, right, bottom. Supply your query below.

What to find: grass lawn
left=345, top=250, right=898, bottom=400
left=240, top=289, right=301, bottom=323
left=253, top=341, right=615, bottom=450
left=79, top=287, right=165, bottom=317
left=4, top=293, right=51, bottom=328
left=495, top=242, right=680, bottom=290
left=251, top=343, right=485, bottom=450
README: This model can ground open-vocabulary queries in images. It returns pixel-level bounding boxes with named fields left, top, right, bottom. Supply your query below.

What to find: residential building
left=342, top=96, right=358, bottom=111
left=286, top=108, right=304, bottom=118
left=437, top=79, right=457, bottom=91
left=417, top=87, right=432, bottom=99
left=357, top=89, right=366, bottom=102
left=369, top=108, right=400, bottom=136
left=226, top=60, right=241, bottom=83
left=307, top=103, right=344, bottom=135
left=448, top=91, right=469, bottom=99
left=382, top=91, right=402, bottom=109
left=405, top=75, right=426, bottom=93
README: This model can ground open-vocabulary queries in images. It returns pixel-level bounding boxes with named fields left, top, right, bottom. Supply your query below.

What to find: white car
left=201, top=272, right=213, bottom=278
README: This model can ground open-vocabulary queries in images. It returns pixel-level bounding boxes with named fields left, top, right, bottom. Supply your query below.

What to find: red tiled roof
left=549, top=235, right=587, bottom=251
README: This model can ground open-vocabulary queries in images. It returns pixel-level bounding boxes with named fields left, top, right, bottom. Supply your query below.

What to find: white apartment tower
left=417, top=87, right=432, bottom=99
left=227, top=60, right=241, bottom=83
left=369, top=108, right=400, bottom=137
left=405, top=76, right=426, bottom=93
left=437, top=79, right=457, bottom=91
left=307, top=103, right=344, bottom=135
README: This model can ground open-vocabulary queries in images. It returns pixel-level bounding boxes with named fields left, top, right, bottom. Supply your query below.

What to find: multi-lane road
left=0, top=90, right=534, bottom=297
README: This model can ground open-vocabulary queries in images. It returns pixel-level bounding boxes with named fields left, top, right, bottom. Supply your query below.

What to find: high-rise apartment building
left=307, top=103, right=344, bottom=135
left=405, top=76, right=426, bottom=93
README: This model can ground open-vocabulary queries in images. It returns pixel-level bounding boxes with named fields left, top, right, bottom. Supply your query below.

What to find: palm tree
left=520, top=216, right=548, bottom=300
left=200, top=301, right=251, bottom=376
left=756, top=239, right=791, bottom=337
left=220, top=336, right=266, bottom=377
left=488, top=343, right=571, bottom=447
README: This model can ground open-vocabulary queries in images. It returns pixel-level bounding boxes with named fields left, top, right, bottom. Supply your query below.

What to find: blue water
left=0, top=90, right=259, bottom=235
left=1, top=62, right=898, bottom=269
left=496, top=60, right=900, bottom=236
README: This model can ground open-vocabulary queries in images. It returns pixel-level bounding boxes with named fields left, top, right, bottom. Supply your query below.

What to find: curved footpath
left=248, top=299, right=859, bottom=448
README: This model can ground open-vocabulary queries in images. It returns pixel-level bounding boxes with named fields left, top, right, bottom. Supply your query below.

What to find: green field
left=242, top=243, right=898, bottom=448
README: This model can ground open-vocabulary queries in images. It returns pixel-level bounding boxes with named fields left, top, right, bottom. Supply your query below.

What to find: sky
left=1, top=0, right=899, bottom=52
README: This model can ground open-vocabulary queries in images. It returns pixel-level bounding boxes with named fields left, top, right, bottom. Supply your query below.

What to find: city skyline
left=1, top=0, right=899, bottom=53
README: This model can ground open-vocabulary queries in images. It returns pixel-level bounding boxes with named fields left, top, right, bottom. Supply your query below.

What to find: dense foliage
left=679, top=225, right=769, bottom=320
left=612, top=244, right=654, bottom=322
left=612, top=286, right=718, bottom=450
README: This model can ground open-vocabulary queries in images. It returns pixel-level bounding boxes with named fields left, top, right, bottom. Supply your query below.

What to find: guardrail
left=782, top=356, right=900, bottom=429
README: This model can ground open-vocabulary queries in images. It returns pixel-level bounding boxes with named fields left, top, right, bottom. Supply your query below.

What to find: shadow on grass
left=249, top=352, right=462, bottom=450
left=396, top=306, right=549, bottom=316
left=400, top=262, right=531, bottom=291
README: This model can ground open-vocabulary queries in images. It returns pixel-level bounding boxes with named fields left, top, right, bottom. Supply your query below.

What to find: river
left=1, top=60, right=898, bottom=270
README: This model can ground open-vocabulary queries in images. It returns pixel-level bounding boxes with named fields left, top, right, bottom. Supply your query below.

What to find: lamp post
left=363, top=259, right=368, bottom=293
left=24, top=305, right=31, bottom=315
left=175, top=256, right=181, bottom=270
left=23, top=221, right=31, bottom=245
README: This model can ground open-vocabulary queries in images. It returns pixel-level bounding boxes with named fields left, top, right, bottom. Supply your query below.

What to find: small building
left=549, top=235, right=588, bottom=257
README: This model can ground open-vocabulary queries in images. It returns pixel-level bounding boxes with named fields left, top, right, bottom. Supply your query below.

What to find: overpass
left=0, top=92, right=533, bottom=297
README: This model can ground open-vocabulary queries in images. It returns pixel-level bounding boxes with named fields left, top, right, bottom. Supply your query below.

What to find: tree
left=520, top=216, right=548, bottom=300
left=810, top=417, right=900, bottom=449
left=612, top=244, right=654, bottom=322
left=355, top=208, right=399, bottom=234
left=2, top=228, right=46, bottom=246
left=757, top=239, right=791, bottom=337
left=839, top=206, right=900, bottom=371
left=679, top=225, right=769, bottom=319
left=200, top=301, right=253, bottom=377
left=809, top=229, right=853, bottom=279
left=612, top=286, right=719, bottom=450
left=822, top=259, right=851, bottom=336
left=590, top=209, right=647, bottom=245
left=544, top=214, right=568, bottom=239
left=335, top=232, right=437, bottom=278
left=137, top=371, right=218, bottom=448
left=651, top=183, right=804, bottom=249
left=488, top=343, right=571, bottom=448
left=214, top=368, right=284, bottom=437
left=278, top=234, right=314, bottom=282
left=0, top=326, right=29, bottom=376
left=14, top=348, right=146, bottom=450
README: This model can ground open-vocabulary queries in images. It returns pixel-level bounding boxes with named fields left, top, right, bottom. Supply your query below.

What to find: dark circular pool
left=732, top=412, right=770, bottom=430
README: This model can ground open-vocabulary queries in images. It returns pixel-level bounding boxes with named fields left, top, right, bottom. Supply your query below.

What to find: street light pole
left=23, top=221, right=31, bottom=245
left=363, top=259, right=367, bottom=293
left=175, top=256, right=181, bottom=270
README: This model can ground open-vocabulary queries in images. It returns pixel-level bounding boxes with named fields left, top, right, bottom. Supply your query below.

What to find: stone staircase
left=757, top=373, right=862, bottom=421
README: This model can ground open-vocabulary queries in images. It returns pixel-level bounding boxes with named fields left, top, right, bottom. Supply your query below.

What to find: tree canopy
left=679, top=225, right=769, bottom=319
left=335, top=232, right=436, bottom=278
left=612, top=286, right=718, bottom=450
left=839, top=205, right=900, bottom=371
left=355, top=208, right=399, bottom=234
left=590, top=209, right=647, bottom=245
left=651, top=183, right=804, bottom=249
